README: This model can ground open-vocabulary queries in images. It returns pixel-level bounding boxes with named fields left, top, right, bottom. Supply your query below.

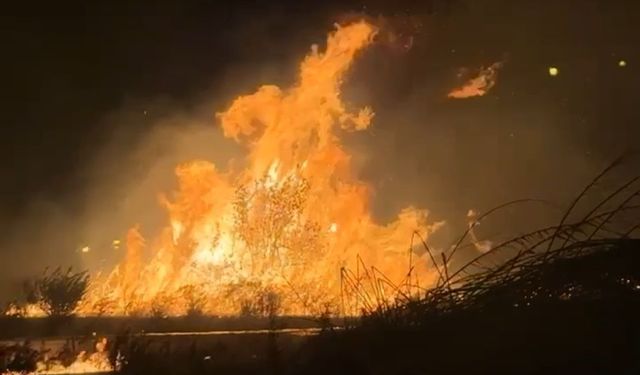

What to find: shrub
left=180, top=285, right=206, bottom=317
left=239, top=289, right=280, bottom=318
left=25, top=267, right=89, bottom=317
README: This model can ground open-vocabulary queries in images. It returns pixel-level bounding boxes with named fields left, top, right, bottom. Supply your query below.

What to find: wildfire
left=76, top=20, right=442, bottom=317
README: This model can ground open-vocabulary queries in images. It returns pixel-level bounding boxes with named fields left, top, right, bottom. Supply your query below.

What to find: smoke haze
left=1, top=0, right=639, bottom=304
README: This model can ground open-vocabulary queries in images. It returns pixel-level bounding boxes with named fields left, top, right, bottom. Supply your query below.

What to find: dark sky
left=1, top=0, right=639, bottom=298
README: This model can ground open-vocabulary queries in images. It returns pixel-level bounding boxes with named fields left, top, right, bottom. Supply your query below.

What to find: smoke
left=0, top=101, right=236, bottom=303
left=0, top=13, right=322, bottom=304
left=2, top=0, right=638, bottom=305
left=0, top=58, right=290, bottom=302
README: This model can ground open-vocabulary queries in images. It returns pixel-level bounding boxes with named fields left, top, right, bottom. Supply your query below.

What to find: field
left=4, top=239, right=640, bottom=374
left=3, top=163, right=640, bottom=374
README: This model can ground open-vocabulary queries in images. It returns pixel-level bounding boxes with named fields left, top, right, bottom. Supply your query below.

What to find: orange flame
left=23, top=338, right=113, bottom=375
left=448, top=62, right=503, bottom=99
left=78, top=20, right=442, bottom=317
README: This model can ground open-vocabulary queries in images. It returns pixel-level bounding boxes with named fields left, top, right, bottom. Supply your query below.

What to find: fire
left=77, top=20, right=442, bottom=316
left=34, top=338, right=112, bottom=374
left=1, top=338, right=113, bottom=375
left=448, top=62, right=503, bottom=99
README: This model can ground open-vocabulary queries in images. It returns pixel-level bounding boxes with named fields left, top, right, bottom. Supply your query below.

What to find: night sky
left=1, top=0, right=639, bottom=299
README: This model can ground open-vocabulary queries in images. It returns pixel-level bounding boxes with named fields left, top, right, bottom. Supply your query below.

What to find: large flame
left=80, top=20, right=442, bottom=316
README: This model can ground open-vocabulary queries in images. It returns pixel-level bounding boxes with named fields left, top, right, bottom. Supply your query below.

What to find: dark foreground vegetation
left=102, top=240, right=640, bottom=375
left=300, top=238, right=640, bottom=375
left=3, top=160, right=640, bottom=374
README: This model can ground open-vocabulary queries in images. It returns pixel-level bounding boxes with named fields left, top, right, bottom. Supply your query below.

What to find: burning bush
left=238, top=288, right=282, bottom=318
left=180, top=284, right=207, bottom=317
left=24, top=267, right=89, bottom=317
left=73, top=20, right=442, bottom=317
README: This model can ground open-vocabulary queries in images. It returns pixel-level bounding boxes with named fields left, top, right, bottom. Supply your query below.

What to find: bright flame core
left=80, top=21, right=442, bottom=316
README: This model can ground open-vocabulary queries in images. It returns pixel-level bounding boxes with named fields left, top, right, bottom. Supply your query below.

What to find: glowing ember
left=448, top=62, right=503, bottom=99
left=70, top=20, right=443, bottom=317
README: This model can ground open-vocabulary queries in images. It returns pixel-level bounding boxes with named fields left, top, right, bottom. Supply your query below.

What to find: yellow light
left=81, top=246, right=90, bottom=253
left=548, top=67, right=559, bottom=76
left=619, top=60, right=627, bottom=67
